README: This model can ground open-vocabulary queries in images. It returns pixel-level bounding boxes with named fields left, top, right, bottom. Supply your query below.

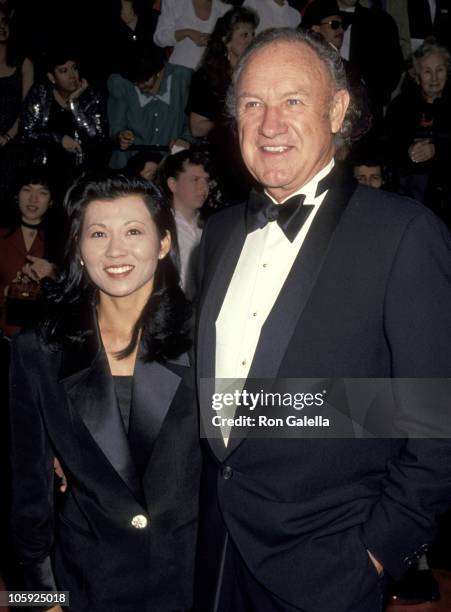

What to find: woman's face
left=226, top=22, right=255, bottom=63
left=0, top=11, right=10, bottom=44
left=18, top=183, right=52, bottom=224
left=417, top=52, right=448, bottom=101
left=48, top=60, right=81, bottom=95
left=79, top=195, right=170, bottom=301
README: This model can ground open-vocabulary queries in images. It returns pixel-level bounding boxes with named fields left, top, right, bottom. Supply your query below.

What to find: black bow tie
left=246, top=169, right=336, bottom=241
left=246, top=191, right=314, bottom=242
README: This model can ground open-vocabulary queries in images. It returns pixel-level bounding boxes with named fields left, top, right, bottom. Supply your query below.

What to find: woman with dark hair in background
left=0, top=4, right=33, bottom=214
left=0, top=166, right=61, bottom=337
left=186, top=6, right=258, bottom=204
left=9, top=174, right=200, bottom=611
left=20, top=48, right=108, bottom=196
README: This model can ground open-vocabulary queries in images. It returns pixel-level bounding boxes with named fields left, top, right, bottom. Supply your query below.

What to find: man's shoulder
left=351, top=185, right=425, bottom=219
left=348, top=185, right=447, bottom=240
left=204, top=203, right=246, bottom=235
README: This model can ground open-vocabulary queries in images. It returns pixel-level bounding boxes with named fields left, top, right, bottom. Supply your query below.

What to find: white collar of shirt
left=135, top=75, right=172, bottom=108
left=265, top=158, right=335, bottom=206
left=174, top=208, right=201, bottom=230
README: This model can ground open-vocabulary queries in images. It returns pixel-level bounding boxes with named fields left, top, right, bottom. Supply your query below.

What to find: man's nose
left=259, top=106, right=287, bottom=138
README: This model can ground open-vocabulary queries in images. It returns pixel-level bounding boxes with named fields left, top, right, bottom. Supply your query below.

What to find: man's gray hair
left=226, top=27, right=355, bottom=142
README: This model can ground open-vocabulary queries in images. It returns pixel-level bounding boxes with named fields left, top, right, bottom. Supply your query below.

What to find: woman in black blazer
left=9, top=174, right=201, bottom=611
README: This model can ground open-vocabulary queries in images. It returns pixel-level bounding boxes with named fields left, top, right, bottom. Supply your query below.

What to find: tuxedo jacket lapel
left=248, top=168, right=357, bottom=380
left=224, top=168, right=357, bottom=458
left=129, top=353, right=186, bottom=476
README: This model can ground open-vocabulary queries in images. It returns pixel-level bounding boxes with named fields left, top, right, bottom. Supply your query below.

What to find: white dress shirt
left=174, top=210, right=203, bottom=292
left=243, top=0, right=301, bottom=34
left=339, top=6, right=355, bottom=61
left=215, top=160, right=334, bottom=382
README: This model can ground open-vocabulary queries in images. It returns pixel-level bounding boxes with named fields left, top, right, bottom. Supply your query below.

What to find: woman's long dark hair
left=198, top=7, right=258, bottom=102
left=42, top=173, right=191, bottom=363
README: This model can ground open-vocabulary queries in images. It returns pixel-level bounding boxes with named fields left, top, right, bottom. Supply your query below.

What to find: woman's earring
left=80, top=259, right=85, bottom=267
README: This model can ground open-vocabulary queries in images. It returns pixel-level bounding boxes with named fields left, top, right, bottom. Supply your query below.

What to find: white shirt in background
left=154, top=0, right=229, bottom=69
left=339, top=5, right=355, bottom=61
left=243, top=0, right=301, bottom=34
left=173, top=210, right=203, bottom=293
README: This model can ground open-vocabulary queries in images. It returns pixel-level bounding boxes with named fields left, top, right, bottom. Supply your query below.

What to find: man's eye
left=244, top=100, right=261, bottom=109
left=287, top=99, right=301, bottom=106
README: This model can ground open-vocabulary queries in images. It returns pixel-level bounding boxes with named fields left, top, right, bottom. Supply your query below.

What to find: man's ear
left=167, top=177, right=177, bottom=195
left=329, top=88, right=350, bottom=134
left=312, top=25, right=321, bottom=34
left=47, top=72, right=56, bottom=85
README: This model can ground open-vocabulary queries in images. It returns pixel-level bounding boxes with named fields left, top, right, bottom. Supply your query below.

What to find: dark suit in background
left=342, top=2, right=405, bottom=124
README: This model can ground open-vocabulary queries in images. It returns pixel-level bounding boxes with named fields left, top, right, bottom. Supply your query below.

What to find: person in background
left=0, top=4, right=33, bottom=218
left=86, top=0, right=163, bottom=89
left=243, top=0, right=301, bottom=33
left=108, top=52, right=192, bottom=170
left=158, top=149, right=211, bottom=298
left=383, top=0, right=451, bottom=61
left=337, top=0, right=404, bottom=127
left=385, top=38, right=451, bottom=227
left=124, top=150, right=164, bottom=182
left=20, top=48, right=108, bottom=196
left=188, top=6, right=258, bottom=139
left=301, top=0, right=372, bottom=156
left=187, top=6, right=258, bottom=203
left=9, top=174, right=200, bottom=612
left=352, top=158, right=384, bottom=188
left=154, top=0, right=229, bottom=71
left=0, top=167, right=61, bottom=337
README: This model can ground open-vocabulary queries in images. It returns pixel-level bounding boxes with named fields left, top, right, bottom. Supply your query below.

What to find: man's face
left=135, top=72, right=160, bottom=96
left=168, top=163, right=210, bottom=211
left=313, top=15, right=345, bottom=49
left=353, top=164, right=383, bottom=189
left=236, top=41, right=349, bottom=201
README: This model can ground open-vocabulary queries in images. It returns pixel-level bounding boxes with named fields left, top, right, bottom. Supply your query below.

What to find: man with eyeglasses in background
left=302, top=0, right=373, bottom=153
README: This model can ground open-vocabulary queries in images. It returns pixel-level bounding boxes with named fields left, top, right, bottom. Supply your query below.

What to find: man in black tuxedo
left=194, top=27, right=451, bottom=612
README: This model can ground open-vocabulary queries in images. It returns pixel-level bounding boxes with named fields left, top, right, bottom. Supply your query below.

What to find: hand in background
left=118, top=130, right=135, bottom=151
left=408, top=140, right=435, bottom=163
left=62, top=135, right=82, bottom=154
left=54, top=457, right=68, bottom=494
left=23, top=256, right=55, bottom=281
left=69, top=78, right=88, bottom=100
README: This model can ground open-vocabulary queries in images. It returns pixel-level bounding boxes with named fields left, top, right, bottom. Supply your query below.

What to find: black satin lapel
left=249, top=168, right=357, bottom=380
left=61, top=348, right=144, bottom=503
left=223, top=169, right=357, bottom=459
left=129, top=358, right=182, bottom=475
